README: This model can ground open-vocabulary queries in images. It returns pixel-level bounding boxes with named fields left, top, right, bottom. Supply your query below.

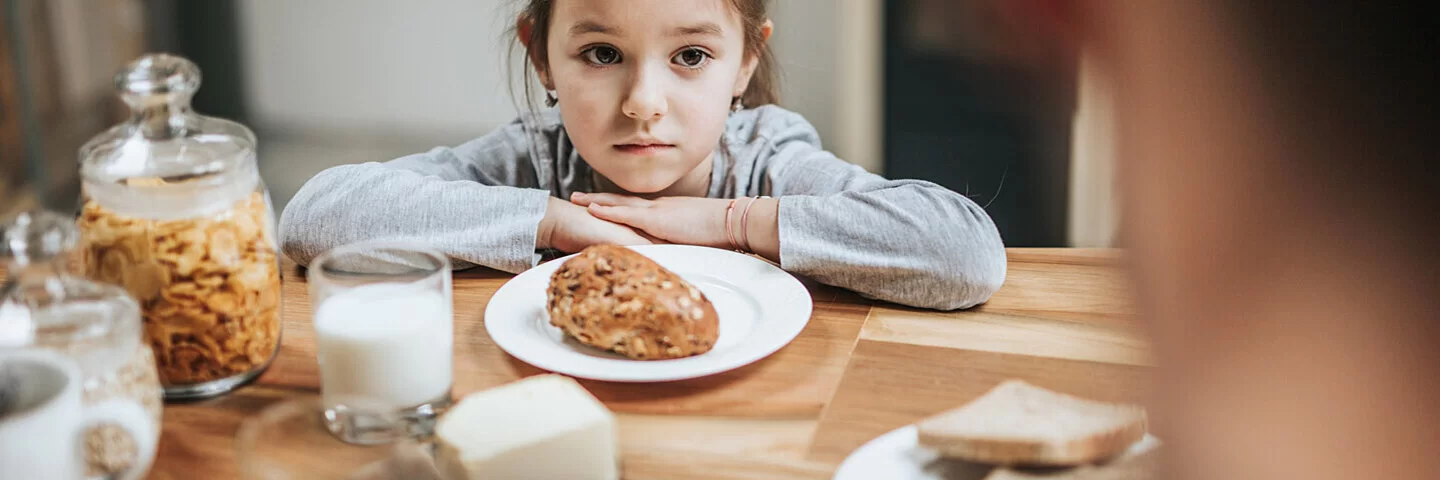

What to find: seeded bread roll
left=546, top=245, right=719, bottom=360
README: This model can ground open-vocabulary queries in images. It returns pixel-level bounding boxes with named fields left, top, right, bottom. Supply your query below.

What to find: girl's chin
left=607, top=178, right=680, bottom=195
left=591, top=158, right=708, bottom=196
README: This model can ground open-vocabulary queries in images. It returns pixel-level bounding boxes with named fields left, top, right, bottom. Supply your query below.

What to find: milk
left=314, top=284, right=453, bottom=410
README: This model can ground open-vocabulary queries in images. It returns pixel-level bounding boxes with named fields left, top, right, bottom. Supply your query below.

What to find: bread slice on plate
left=916, top=380, right=1147, bottom=467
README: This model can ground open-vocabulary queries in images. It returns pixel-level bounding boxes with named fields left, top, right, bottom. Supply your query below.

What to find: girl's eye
left=583, top=46, right=622, bottom=65
left=673, top=48, right=711, bottom=68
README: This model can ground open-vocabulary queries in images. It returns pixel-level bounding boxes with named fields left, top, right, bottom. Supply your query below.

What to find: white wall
left=237, top=0, right=522, bottom=138
left=236, top=0, right=861, bottom=149
left=772, top=0, right=884, bottom=173
left=769, top=0, right=840, bottom=149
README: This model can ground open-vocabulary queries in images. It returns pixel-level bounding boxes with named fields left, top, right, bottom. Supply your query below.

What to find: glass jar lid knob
left=118, top=53, right=200, bottom=102
left=116, top=53, right=202, bottom=139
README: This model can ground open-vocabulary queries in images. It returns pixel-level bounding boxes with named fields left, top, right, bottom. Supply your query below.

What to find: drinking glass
left=307, top=242, right=453, bottom=444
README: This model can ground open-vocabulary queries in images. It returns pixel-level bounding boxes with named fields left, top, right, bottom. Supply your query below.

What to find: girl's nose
left=622, top=65, right=668, bottom=120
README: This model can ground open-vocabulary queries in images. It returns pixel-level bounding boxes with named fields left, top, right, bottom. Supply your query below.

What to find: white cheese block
left=435, top=374, right=619, bottom=480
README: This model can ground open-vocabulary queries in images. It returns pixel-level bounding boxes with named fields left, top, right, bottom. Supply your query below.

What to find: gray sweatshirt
left=279, top=105, right=1006, bottom=310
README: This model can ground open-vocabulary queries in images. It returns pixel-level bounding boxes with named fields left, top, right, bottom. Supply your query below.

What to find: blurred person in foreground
left=1009, top=1, right=1436, bottom=479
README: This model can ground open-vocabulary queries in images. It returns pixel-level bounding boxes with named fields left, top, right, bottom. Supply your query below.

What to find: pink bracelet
left=739, top=196, right=767, bottom=253
left=724, top=199, right=741, bottom=251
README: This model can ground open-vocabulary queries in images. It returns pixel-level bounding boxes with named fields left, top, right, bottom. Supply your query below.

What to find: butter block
left=435, top=374, right=619, bottom=480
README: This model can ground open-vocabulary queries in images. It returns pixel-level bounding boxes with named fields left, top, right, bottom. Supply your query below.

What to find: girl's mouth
left=614, top=144, right=677, bottom=155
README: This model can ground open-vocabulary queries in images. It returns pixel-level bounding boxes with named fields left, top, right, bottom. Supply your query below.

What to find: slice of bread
left=916, top=380, right=1147, bottom=466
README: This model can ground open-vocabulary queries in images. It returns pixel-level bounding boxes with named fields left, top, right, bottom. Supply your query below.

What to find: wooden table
left=138, top=248, right=1149, bottom=479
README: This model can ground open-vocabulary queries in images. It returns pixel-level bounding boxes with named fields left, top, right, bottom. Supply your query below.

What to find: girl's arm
left=756, top=107, right=1007, bottom=310
left=765, top=161, right=1007, bottom=310
left=278, top=119, right=650, bottom=273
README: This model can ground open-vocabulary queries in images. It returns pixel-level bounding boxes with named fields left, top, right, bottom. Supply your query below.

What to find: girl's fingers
left=588, top=204, right=646, bottom=229
left=589, top=205, right=670, bottom=245
left=612, top=226, right=664, bottom=245
left=636, top=231, right=668, bottom=244
left=613, top=230, right=656, bottom=246
left=573, top=192, right=649, bottom=207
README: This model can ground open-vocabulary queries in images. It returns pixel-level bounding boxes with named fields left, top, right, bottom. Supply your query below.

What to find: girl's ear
left=732, top=19, right=774, bottom=98
left=516, top=15, right=554, bottom=89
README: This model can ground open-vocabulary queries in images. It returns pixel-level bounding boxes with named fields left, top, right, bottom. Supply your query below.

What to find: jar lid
left=79, top=54, right=260, bottom=219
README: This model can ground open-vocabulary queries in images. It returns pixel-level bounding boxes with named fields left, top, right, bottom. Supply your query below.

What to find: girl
left=280, top=0, right=1006, bottom=310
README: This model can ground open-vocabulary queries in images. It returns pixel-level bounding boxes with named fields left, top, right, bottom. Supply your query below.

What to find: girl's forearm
left=729, top=197, right=781, bottom=263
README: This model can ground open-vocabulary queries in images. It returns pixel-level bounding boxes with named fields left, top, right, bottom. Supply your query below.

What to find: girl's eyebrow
left=569, top=20, right=617, bottom=36
left=566, top=20, right=724, bottom=39
left=670, top=22, right=724, bottom=38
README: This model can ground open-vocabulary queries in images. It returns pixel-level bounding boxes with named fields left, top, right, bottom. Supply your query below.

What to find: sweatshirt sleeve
left=747, top=107, right=1008, bottom=310
left=278, top=119, right=552, bottom=273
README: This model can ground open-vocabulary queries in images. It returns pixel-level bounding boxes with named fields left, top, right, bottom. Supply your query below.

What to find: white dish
left=485, top=245, right=813, bottom=383
left=833, top=425, right=1161, bottom=480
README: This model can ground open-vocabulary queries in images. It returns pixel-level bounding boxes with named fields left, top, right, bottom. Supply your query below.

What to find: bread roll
left=546, top=245, right=719, bottom=360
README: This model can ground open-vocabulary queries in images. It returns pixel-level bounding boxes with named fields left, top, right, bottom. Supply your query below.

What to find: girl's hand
left=538, top=197, right=658, bottom=253
left=571, top=192, right=781, bottom=262
left=571, top=192, right=729, bottom=248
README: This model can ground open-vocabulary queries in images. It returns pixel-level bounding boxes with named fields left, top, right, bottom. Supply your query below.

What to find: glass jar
left=1, top=210, right=164, bottom=478
left=75, top=53, right=282, bottom=400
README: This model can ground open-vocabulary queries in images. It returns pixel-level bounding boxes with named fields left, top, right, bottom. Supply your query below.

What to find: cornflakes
left=77, top=192, right=281, bottom=386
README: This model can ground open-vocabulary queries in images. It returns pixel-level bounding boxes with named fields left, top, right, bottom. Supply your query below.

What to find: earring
left=545, top=91, right=558, bottom=107
left=730, top=96, right=743, bottom=113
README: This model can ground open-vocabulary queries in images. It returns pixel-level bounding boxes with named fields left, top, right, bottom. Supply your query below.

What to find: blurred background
left=1, top=0, right=1113, bottom=248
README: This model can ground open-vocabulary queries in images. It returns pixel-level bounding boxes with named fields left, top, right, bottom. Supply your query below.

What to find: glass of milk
left=308, top=242, right=453, bottom=445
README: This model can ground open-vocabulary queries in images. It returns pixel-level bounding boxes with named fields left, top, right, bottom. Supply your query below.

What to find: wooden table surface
left=128, top=248, right=1148, bottom=479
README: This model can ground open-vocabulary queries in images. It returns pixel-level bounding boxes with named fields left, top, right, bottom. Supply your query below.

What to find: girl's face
left=542, top=0, right=760, bottom=195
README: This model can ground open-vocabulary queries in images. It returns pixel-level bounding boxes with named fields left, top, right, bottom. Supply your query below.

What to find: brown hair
left=508, top=0, right=780, bottom=112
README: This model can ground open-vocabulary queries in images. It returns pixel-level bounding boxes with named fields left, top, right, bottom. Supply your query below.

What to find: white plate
left=833, top=425, right=1161, bottom=480
left=485, top=245, right=813, bottom=382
